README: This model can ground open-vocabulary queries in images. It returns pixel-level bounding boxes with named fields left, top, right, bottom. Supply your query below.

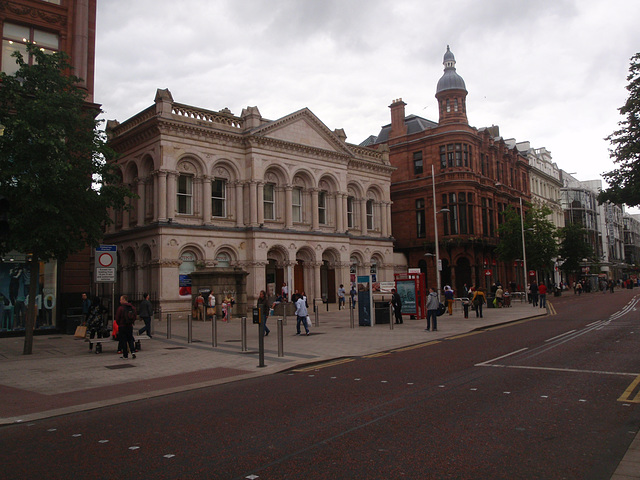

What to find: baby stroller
left=87, top=297, right=110, bottom=352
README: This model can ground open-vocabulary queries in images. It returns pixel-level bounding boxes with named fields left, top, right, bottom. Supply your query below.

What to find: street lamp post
left=431, top=165, right=450, bottom=300
left=520, top=197, right=529, bottom=303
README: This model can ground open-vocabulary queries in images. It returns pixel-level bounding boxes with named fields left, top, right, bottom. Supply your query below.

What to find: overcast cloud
left=95, top=0, right=640, bottom=204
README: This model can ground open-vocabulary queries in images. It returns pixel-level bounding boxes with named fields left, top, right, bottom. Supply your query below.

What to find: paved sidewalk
left=0, top=300, right=545, bottom=424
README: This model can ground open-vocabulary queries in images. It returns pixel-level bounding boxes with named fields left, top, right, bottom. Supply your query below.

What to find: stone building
left=367, top=46, right=531, bottom=293
left=104, top=89, right=395, bottom=316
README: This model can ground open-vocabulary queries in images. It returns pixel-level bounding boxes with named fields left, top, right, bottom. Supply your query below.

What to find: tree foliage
left=558, top=222, right=593, bottom=274
left=599, top=52, right=640, bottom=206
left=0, top=45, right=132, bottom=353
left=496, top=203, right=558, bottom=274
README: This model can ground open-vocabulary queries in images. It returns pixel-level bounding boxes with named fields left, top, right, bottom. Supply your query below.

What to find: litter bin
left=374, top=301, right=391, bottom=324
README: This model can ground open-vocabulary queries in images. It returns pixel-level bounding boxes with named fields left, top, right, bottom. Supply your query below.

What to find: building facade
left=104, top=89, right=395, bottom=316
left=369, top=46, right=531, bottom=294
left=0, top=0, right=97, bottom=334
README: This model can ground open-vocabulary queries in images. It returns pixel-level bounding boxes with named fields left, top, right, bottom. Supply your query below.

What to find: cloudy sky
left=95, top=0, right=640, bottom=201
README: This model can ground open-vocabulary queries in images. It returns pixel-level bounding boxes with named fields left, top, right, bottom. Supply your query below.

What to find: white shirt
left=295, top=297, right=308, bottom=317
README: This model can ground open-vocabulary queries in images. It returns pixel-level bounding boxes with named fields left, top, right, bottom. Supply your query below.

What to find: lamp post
left=431, top=165, right=450, bottom=299
left=520, top=197, right=529, bottom=302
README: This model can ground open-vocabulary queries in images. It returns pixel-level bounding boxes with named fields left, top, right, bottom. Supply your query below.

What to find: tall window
left=366, top=200, right=374, bottom=230
left=416, top=199, right=426, bottom=238
left=440, top=146, right=446, bottom=169
left=292, top=187, right=302, bottom=223
left=2, top=23, right=59, bottom=75
left=264, top=183, right=275, bottom=220
left=447, top=144, right=454, bottom=167
left=347, top=196, right=355, bottom=228
left=455, top=144, right=462, bottom=166
left=318, top=191, right=327, bottom=225
left=211, top=178, right=226, bottom=217
left=413, top=151, right=423, bottom=175
left=481, top=197, right=495, bottom=237
left=177, top=174, right=193, bottom=215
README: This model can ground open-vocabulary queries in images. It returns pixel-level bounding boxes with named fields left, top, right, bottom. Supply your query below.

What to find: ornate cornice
left=0, top=1, right=66, bottom=26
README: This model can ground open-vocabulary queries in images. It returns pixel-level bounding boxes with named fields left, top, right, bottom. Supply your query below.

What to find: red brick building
left=368, top=46, right=531, bottom=294
left=0, top=0, right=97, bottom=329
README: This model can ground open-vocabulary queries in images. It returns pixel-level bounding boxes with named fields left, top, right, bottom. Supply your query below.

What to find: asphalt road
left=3, top=289, right=640, bottom=479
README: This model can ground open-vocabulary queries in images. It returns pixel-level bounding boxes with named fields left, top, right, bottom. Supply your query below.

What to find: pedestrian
left=444, top=285, right=454, bottom=315
left=609, top=279, right=615, bottom=294
left=137, top=292, right=153, bottom=338
left=471, top=288, right=486, bottom=318
left=281, top=282, right=289, bottom=302
left=257, top=290, right=270, bottom=336
left=291, top=289, right=301, bottom=304
left=81, top=292, right=91, bottom=324
left=390, top=288, right=403, bottom=324
left=495, top=285, right=504, bottom=308
left=350, top=284, right=357, bottom=309
left=426, top=287, right=439, bottom=331
left=576, top=281, right=582, bottom=295
left=295, top=292, right=309, bottom=335
left=461, top=296, right=470, bottom=318
left=337, top=284, right=346, bottom=310
left=530, top=281, right=539, bottom=307
left=538, top=283, right=547, bottom=309
left=115, top=295, right=136, bottom=359
left=194, top=292, right=205, bottom=321
left=207, top=290, right=216, bottom=320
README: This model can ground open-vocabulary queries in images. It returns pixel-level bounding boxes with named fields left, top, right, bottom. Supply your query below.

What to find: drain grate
left=105, top=363, right=135, bottom=369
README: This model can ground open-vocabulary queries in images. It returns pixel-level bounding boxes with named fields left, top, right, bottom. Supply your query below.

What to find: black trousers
left=118, top=325, right=135, bottom=357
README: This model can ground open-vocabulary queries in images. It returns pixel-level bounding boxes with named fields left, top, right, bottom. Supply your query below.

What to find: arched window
left=177, top=174, right=193, bottom=214
left=216, top=252, right=231, bottom=267
left=212, top=178, right=226, bottom=217
left=366, top=200, right=374, bottom=230
left=292, top=187, right=303, bottom=223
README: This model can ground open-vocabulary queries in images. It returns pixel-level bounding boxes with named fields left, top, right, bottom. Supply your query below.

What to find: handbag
left=74, top=325, right=87, bottom=338
left=305, top=315, right=311, bottom=328
left=206, top=307, right=215, bottom=316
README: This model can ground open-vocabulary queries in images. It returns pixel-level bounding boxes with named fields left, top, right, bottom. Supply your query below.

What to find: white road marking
left=545, top=330, right=577, bottom=343
left=475, top=348, right=529, bottom=367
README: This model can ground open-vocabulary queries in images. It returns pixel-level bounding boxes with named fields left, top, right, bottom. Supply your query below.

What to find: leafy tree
left=558, top=222, right=593, bottom=275
left=0, top=45, right=132, bottom=354
left=496, top=203, right=558, bottom=275
left=599, top=52, right=640, bottom=206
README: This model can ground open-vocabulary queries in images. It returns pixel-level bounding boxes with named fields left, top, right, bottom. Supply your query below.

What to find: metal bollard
left=187, top=314, right=193, bottom=343
left=212, top=314, right=217, bottom=347
left=315, top=304, right=319, bottom=327
left=241, top=316, right=247, bottom=352
left=277, top=318, right=284, bottom=357
left=389, top=303, right=394, bottom=330
left=167, top=313, right=172, bottom=339
left=349, top=299, right=354, bottom=328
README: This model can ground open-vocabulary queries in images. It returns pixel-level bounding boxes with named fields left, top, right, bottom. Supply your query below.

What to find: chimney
left=389, top=98, right=407, bottom=138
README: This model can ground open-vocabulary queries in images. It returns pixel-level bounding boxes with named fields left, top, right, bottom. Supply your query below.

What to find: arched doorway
left=455, top=257, right=472, bottom=294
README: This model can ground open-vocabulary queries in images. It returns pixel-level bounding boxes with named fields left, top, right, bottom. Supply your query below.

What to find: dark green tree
left=0, top=45, right=132, bottom=354
left=558, top=222, right=593, bottom=275
left=599, top=52, right=640, bottom=206
left=496, top=203, right=558, bottom=275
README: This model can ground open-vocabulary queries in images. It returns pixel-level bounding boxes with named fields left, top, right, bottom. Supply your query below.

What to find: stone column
left=166, top=172, right=177, bottom=219
left=137, top=179, right=145, bottom=227
left=360, top=198, right=368, bottom=234
left=235, top=181, right=245, bottom=227
left=157, top=171, right=167, bottom=221
left=257, top=182, right=265, bottom=225
left=381, top=201, right=388, bottom=237
left=249, top=181, right=258, bottom=226
left=202, top=175, right=212, bottom=224
left=285, top=185, right=293, bottom=228
left=122, top=191, right=130, bottom=230
left=311, top=189, right=319, bottom=231
left=336, top=193, right=344, bottom=233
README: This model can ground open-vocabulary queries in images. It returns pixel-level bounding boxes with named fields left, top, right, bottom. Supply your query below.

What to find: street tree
left=558, top=222, right=593, bottom=277
left=599, top=52, right=640, bottom=206
left=496, top=203, right=558, bottom=277
left=0, top=44, right=132, bottom=354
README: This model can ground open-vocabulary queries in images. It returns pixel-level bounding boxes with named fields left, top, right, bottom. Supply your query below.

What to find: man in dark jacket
left=390, top=288, right=403, bottom=324
left=137, top=292, right=153, bottom=338
left=115, top=295, right=137, bottom=359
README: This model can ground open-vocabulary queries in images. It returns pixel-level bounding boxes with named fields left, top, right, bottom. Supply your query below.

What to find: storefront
left=0, top=252, right=58, bottom=335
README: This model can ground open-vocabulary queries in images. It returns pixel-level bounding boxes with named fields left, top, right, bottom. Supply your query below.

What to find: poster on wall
left=357, top=275, right=372, bottom=326
left=396, top=279, right=417, bottom=315
left=179, top=274, right=192, bottom=296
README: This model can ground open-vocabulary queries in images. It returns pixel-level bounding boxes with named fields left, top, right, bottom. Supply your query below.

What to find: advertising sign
left=396, top=279, right=416, bottom=314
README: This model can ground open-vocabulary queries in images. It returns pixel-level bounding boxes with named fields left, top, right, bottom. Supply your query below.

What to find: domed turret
left=436, top=45, right=467, bottom=94
left=435, top=45, right=468, bottom=125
